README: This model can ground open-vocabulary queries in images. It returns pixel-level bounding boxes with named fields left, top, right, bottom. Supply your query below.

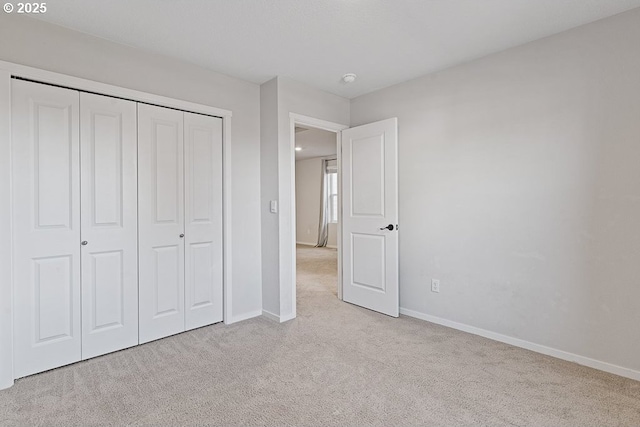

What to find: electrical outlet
left=431, top=279, right=440, bottom=293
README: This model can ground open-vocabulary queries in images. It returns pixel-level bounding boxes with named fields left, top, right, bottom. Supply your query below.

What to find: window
left=328, top=171, right=338, bottom=223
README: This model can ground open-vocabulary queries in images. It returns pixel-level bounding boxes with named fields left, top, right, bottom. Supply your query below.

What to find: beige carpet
left=1, top=245, right=639, bottom=426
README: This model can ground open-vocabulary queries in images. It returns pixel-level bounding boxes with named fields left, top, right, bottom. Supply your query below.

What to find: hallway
left=296, top=244, right=338, bottom=298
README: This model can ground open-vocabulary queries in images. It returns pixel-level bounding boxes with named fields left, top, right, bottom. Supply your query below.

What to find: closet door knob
left=179, top=234, right=185, bottom=238
left=81, top=241, right=88, bottom=246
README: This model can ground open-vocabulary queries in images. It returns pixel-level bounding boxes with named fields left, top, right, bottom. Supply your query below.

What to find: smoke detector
left=342, top=73, right=357, bottom=84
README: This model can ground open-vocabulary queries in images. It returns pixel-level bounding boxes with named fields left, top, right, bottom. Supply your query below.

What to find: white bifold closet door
left=12, top=81, right=140, bottom=377
left=183, top=112, right=223, bottom=330
left=12, top=80, right=81, bottom=378
left=80, top=92, right=138, bottom=359
left=138, top=104, right=223, bottom=344
left=138, top=104, right=185, bottom=344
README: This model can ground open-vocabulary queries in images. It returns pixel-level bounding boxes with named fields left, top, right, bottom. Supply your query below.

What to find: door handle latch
left=379, top=224, right=394, bottom=231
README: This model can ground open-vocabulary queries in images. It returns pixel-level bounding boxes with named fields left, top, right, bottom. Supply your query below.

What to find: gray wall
left=295, top=157, right=338, bottom=247
left=260, top=78, right=280, bottom=315
left=0, top=14, right=263, bottom=321
left=350, top=8, right=640, bottom=373
left=295, top=158, right=323, bottom=246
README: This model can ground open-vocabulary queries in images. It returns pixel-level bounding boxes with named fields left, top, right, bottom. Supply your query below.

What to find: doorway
left=290, top=114, right=348, bottom=312
left=287, top=114, right=399, bottom=320
left=294, top=126, right=340, bottom=302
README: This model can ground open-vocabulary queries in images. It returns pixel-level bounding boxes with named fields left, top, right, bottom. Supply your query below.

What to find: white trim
left=264, top=309, right=296, bottom=323
left=262, top=310, right=281, bottom=322
left=263, top=309, right=296, bottom=323
left=279, top=312, right=296, bottom=323
left=284, top=116, right=297, bottom=320
left=0, top=61, right=234, bottom=388
left=222, top=117, right=233, bottom=325
left=296, top=241, right=337, bottom=249
left=400, top=307, right=640, bottom=382
left=229, top=310, right=263, bottom=325
left=288, top=113, right=349, bottom=318
left=0, top=70, right=13, bottom=390
left=290, top=113, right=348, bottom=133
left=0, top=60, right=232, bottom=118
left=336, top=131, right=344, bottom=301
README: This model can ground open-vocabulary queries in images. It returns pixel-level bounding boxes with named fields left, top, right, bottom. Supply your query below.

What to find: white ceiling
left=33, top=0, right=640, bottom=98
left=295, top=128, right=337, bottom=161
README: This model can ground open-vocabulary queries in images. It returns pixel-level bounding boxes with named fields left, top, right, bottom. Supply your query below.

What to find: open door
left=341, top=118, right=398, bottom=317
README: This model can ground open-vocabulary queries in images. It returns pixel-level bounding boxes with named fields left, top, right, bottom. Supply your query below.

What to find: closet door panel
left=80, top=93, right=138, bottom=359
left=184, top=112, right=223, bottom=330
left=11, top=80, right=81, bottom=378
left=138, top=103, right=185, bottom=344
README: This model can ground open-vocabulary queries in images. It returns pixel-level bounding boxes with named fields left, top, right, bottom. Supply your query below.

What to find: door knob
left=379, top=224, right=394, bottom=231
left=179, top=234, right=185, bottom=238
left=81, top=241, right=88, bottom=245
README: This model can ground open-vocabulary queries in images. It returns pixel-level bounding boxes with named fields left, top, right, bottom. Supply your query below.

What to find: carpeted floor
left=1, top=245, right=639, bottom=426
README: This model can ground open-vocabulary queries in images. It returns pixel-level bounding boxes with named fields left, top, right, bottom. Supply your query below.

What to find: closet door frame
left=0, top=61, right=233, bottom=391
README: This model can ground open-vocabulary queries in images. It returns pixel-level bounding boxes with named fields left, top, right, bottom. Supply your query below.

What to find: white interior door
left=184, top=112, right=223, bottom=330
left=80, top=92, right=138, bottom=359
left=138, top=103, right=185, bottom=344
left=11, top=79, right=81, bottom=377
left=341, top=118, right=399, bottom=317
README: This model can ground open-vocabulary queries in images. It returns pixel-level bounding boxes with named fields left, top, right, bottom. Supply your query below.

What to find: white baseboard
left=226, top=309, right=262, bottom=325
left=400, top=307, right=640, bottom=382
left=262, top=309, right=280, bottom=322
left=280, top=312, right=296, bottom=322
left=296, top=241, right=338, bottom=250
left=262, top=310, right=296, bottom=323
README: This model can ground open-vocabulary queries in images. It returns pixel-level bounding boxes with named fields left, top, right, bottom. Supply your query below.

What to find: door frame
left=0, top=60, right=233, bottom=390
left=289, top=113, right=349, bottom=312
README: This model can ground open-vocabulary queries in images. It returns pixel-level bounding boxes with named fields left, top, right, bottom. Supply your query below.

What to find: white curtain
left=316, top=159, right=330, bottom=247
left=316, top=158, right=336, bottom=247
